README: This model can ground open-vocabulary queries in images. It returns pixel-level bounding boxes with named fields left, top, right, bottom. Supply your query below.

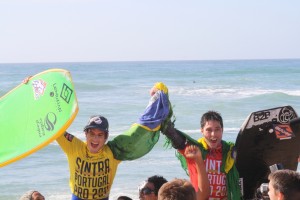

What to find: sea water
left=0, top=59, right=300, bottom=200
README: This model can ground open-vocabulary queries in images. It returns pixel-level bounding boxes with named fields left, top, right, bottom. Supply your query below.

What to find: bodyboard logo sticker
left=52, top=83, right=62, bottom=113
left=60, top=83, right=73, bottom=104
left=44, top=112, right=57, bottom=131
left=278, top=107, right=296, bottom=123
left=273, top=124, right=294, bottom=140
left=253, top=111, right=270, bottom=122
left=32, top=79, right=47, bottom=100
left=36, top=112, right=57, bottom=137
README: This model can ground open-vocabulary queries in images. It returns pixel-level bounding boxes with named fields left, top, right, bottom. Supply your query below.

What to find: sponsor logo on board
left=36, top=112, right=57, bottom=137
left=44, top=112, right=57, bottom=131
left=273, top=124, right=294, bottom=140
left=51, top=83, right=73, bottom=112
left=60, top=83, right=73, bottom=104
left=278, top=107, right=296, bottom=123
left=253, top=111, right=270, bottom=122
left=52, top=83, right=62, bottom=112
left=32, top=79, right=47, bottom=100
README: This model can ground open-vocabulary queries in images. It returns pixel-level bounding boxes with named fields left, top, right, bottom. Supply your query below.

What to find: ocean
left=0, top=59, right=300, bottom=200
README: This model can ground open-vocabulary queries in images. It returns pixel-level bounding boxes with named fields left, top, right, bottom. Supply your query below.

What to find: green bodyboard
left=0, top=69, right=79, bottom=167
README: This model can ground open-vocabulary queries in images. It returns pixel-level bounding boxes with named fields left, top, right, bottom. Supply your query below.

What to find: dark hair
left=148, top=175, right=168, bottom=195
left=117, top=196, right=133, bottom=200
left=268, top=169, right=300, bottom=200
left=200, top=110, right=223, bottom=129
left=158, top=178, right=196, bottom=200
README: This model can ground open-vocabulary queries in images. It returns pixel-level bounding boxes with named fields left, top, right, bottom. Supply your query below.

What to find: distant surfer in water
left=162, top=111, right=242, bottom=200
left=56, top=82, right=172, bottom=200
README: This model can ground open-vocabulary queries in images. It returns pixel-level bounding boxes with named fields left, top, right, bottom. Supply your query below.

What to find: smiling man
left=162, top=110, right=241, bottom=200
left=56, top=82, right=171, bottom=200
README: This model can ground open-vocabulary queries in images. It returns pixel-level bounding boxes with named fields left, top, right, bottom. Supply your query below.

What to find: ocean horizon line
left=1, top=57, right=300, bottom=65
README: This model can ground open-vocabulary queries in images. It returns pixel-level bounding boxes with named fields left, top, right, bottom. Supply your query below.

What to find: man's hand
left=184, top=145, right=203, bottom=163
left=149, top=82, right=168, bottom=96
left=149, top=86, right=158, bottom=96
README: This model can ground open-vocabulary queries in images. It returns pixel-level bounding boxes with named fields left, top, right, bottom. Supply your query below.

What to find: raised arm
left=108, top=82, right=172, bottom=160
left=184, top=145, right=210, bottom=200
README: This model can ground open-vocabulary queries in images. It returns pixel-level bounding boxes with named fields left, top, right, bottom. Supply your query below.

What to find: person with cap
left=56, top=82, right=173, bottom=200
left=19, top=190, right=45, bottom=200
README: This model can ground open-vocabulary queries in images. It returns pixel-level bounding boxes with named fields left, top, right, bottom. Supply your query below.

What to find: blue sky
left=1, top=0, right=300, bottom=63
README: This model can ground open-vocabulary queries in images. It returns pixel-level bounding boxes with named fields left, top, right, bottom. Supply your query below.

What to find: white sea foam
left=169, top=87, right=300, bottom=98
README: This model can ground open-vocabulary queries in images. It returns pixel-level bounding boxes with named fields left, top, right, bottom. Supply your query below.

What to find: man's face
left=268, top=180, right=282, bottom=200
left=85, top=128, right=107, bottom=153
left=201, top=120, right=223, bottom=149
left=139, top=181, right=157, bottom=200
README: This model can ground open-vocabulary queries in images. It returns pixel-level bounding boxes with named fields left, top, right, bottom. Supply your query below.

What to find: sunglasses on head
left=139, top=187, right=155, bottom=195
